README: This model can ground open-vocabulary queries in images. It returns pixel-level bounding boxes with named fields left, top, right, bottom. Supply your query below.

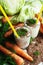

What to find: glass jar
left=15, top=26, right=31, bottom=49
left=25, top=19, right=40, bottom=38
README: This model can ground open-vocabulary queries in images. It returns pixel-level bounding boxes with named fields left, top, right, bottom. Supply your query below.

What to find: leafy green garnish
left=0, top=21, right=17, bottom=65
left=17, top=28, right=27, bottom=36
left=2, top=22, right=9, bottom=33
left=0, top=52, right=17, bottom=65
left=33, top=50, right=40, bottom=56
left=26, top=19, right=36, bottom=26
left=0, top=22, right=9, bottom=44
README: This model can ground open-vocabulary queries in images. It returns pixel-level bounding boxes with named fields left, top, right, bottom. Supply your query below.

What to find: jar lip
left=16, top=26, right=32, bottom=39
left=25, top=20, right=40, bottom=28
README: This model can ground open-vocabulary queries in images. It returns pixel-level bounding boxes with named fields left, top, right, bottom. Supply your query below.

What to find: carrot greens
left=0, top=52, right=17, bottom=65
left=0, top=21, right=16, bottom=65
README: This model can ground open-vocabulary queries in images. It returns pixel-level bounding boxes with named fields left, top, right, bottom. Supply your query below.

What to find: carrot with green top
left=5, top=42, right=33, bottom=61
left=4, top=23, right=24, bottom=37
left=0, top=45, right=24, bottom=65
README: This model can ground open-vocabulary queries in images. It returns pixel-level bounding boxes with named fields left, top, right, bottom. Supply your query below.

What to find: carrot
left=4, top=30, right=12, bottom=37
left=40, top=23, right=43, bottom=33
left=4, top=23, right=24, bottom=37
left=0, top=45, right=24, bottom=65
left=5, top=42, right=33, bottom=61
left=14, top=23, right=24, bottom=28
left=2, top=16, right=11, bottom=23
left=9, top=23, right=24, bottom=29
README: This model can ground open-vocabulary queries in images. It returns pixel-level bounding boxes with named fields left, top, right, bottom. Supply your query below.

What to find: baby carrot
left=4, top=30, right=12, bottom=37
left=40, top=23, right=43, bottom=33
left=0, top=45, right=24, bottom=65
left=14, top=23, right=24, bottom=28
left=2, top=16, right=11, bottom=23
left=9, top=23, right=24, bottom=29
left=5, top=42, right=33, bottom=61
left=4, top=23, right=24, bottom=37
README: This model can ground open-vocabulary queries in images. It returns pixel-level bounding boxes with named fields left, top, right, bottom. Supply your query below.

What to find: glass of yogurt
left=15, top=26, right=31, bottom=49
left=25, top=18, right=40, bottom=38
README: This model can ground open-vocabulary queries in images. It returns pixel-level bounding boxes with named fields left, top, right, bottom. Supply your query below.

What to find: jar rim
left=15, top=26, right=32, bottom=39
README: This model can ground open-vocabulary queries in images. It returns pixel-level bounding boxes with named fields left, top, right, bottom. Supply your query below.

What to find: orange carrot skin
left=0, top=45, right=24, bottom=65
left=14, top=23, right=24, bottom=28
left=9, top=23, right=24, bottom=29
left=4, top=30, right=12, bottom=37
left=40, top=23, right=43, bottom=33
left=5, top=42, right=33, bottom=61
left=2, top=17, right=11, bottom=23
left=4, top=23, right=24, bottom=37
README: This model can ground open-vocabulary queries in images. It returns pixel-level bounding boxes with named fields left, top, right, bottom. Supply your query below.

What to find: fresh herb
left=2, top=22, right=9, bottom=33
left=33, top=50, right=40, bottom=56
left=26, top=19, right=36, bottom=26
left=0, top=21, right=17, bottom=65
left=17, top=28, right=27, bottom=36
left=0, top=52, right=17, bottom=65
left=0, top=22, right=9, bottom=44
